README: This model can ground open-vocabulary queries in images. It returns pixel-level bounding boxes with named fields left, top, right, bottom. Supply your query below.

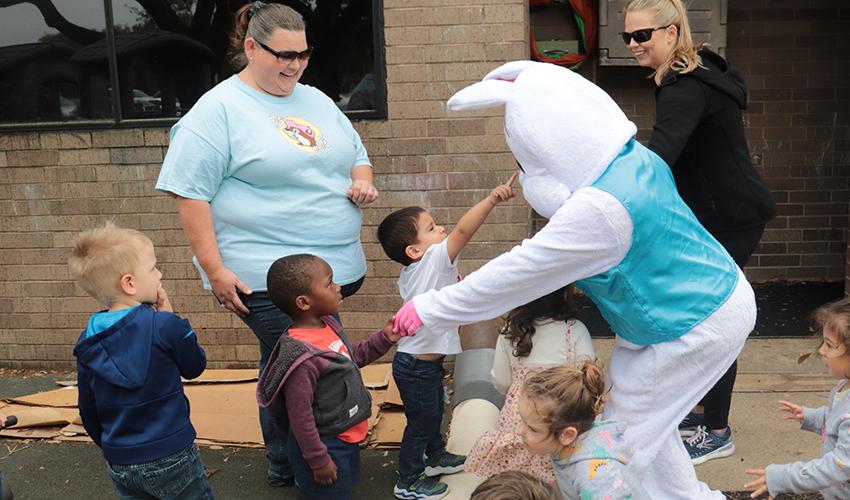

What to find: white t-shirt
left=397, top=239, right=462, bottom=355
left=490, top=318, right=595, bottom=394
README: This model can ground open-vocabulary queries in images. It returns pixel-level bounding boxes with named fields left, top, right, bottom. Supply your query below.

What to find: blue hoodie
left=73, top=304, right=206, bottom=465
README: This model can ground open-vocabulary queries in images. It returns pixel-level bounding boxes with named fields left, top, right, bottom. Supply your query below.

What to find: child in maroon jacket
left=257, top=254, right=399, bottom=499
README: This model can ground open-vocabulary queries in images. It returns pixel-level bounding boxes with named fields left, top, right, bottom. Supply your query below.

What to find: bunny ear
left=482, top=60, right=541, bottom=82
left=447, top=79, right=513, bottom=111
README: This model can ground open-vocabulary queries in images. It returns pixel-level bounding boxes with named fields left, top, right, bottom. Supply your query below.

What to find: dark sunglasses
left=256, top=40, right=313, bottom=62
left=619, top=25, right=671, bottom=45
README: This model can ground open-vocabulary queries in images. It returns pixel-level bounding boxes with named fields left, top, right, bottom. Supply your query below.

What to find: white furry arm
left=413, top=189, right=632, bottom=333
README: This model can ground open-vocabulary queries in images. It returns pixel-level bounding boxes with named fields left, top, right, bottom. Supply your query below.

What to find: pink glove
left=393, top=300, right=423, bottom=337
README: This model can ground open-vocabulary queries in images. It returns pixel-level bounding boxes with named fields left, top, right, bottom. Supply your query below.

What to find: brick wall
left=1, top=0, right=848, bottom=369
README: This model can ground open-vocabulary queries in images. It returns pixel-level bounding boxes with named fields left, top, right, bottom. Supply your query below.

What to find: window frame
left=0, top=0, right=387, bottom=132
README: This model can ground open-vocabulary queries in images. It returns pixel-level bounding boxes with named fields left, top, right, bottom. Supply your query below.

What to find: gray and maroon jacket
left=256, top=316, right=393, bottom=470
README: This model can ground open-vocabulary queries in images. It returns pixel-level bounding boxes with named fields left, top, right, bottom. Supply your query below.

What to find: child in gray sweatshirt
left=746, top=298, right=850, bottom=499
left=519, top=362, right=648, bottom=500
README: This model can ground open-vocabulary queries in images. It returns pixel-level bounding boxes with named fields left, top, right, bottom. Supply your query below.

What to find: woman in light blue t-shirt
left=155, top=2, right=377, bottom=487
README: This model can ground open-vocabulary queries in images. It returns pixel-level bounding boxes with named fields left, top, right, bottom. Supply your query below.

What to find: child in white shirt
left=377, top=173, right=516, bottom=500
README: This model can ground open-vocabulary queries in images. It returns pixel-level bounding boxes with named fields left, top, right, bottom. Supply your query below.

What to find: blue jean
left=288, top=431, right=361, bottom=500
left=392, top=352, right=446, bottom=485
left=105, top=444, right=213, bottom=500
left=238, top=277, right=364, bottom=477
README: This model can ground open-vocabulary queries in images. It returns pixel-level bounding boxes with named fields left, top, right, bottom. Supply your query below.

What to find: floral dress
left=464, top=362, right=555, bottom=482
left=464, top=321, right=583, bottom=483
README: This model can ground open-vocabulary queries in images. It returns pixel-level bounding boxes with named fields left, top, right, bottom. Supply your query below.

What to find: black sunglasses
left=256, top=40, right=313, bottom=62
left=620, top=25, right=671, bottom=45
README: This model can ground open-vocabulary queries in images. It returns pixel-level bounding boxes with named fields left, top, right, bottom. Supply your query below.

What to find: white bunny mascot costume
left=392, top=61, right=756, bottom=499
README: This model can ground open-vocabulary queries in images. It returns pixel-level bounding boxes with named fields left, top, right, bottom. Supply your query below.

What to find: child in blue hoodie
left=69, top=222, right=212, bottom=499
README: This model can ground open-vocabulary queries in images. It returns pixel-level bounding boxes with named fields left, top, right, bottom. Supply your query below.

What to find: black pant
left=699, top=225, right=765, bottom=429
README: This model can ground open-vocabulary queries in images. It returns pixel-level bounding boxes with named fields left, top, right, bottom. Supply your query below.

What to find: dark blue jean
left=238, top=277, right=364, bottom=477
left=288, top=431, right=361, bottom=500
left=105, top=444, right=213, bottom=500
left=392, top=352, right=446, bottom=485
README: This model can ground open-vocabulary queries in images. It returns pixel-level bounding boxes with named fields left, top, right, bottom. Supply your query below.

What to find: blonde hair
left=814, top=298, right=850, bottom=353
left=625, top=0, right=703, bottom=85
left=471, top=470, right=560, bottom=500
left=523, top=360, right=608, bottom=439
left=229, top=2, right=306, bottom=70
left=68, top=222, right=152, bottom=306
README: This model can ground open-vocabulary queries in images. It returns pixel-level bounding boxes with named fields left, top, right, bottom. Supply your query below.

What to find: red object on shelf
left=530, top=0, right=598, bottom=69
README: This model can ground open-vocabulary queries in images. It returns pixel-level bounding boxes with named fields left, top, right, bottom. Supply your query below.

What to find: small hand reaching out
left=778, top=400, right=804, bottom=422
left=744, top=469, right=772, bottom=499
left=383, top=317, right=401, bottom=343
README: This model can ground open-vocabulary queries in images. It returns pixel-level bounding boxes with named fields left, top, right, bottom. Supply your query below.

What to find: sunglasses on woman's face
left=620, top=25, right=671, bottom=45
left=256, top=40, right=313, bottom=62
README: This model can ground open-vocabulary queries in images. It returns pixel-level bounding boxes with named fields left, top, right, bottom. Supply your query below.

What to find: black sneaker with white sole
left=424, top=451, right=466, bottom=477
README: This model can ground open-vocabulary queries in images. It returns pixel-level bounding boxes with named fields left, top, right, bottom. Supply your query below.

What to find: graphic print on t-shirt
left=288, top=325, right=351, bottom=360
left=271, top=115, right=329, bottom=153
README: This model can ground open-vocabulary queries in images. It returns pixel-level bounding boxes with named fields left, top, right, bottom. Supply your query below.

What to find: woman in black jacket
left=623, top=0, right=776, bottom=465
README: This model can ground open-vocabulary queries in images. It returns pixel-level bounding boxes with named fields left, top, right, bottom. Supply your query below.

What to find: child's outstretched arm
left=781, top=399, right=828, bottom=434
left=446, top=171, right=517, bottom=261
left=747, top=416, right=850, bottom=497
left=351, top=318, right=398, bottom=368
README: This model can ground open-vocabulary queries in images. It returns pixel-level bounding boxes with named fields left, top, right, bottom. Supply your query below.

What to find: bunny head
left=448, top=61, right=637, bottom=218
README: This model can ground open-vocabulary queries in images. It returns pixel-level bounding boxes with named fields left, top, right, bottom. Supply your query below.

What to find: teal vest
left=574, top=140, right=739, bottom=345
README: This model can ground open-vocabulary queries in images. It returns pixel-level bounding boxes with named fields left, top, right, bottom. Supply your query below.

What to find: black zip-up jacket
left=649, top=48, right=776, bottom=233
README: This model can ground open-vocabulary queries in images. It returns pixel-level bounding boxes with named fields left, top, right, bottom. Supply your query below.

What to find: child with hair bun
left=519, top=362, right=648, bottom=499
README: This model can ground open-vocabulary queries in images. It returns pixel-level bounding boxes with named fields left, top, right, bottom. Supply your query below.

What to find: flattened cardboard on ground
left=51, top=369, right=260, bottom=388
left=183, top=383, right=262, bottom=445
left=0, top=402, right=78, bottom=427
left=3, top=378, right=264, bottom=446
left=369, top=409, right=406, bottom=448
left=6, top=386, right=77, bottom=407
left=60, top=422, right=87, bottom=436
left=382, top=374, right=403, bottom=407
left=0, top=426, right=62, bottom=439
left=361, top=363, right=392, bottom=389
left=182, top=369, right=258, bottom=384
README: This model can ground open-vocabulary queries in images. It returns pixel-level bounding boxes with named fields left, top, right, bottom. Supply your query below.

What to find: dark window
left=0, top=0, right=386, bottom=129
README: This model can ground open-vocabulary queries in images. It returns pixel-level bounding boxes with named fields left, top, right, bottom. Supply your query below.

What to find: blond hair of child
left=68, top=221, right=153, bottom=306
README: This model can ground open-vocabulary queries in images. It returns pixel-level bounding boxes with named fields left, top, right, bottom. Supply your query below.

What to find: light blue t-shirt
left=84, top=306, right=139, bottom=338
left=156, top=76, right=371, bottom=290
